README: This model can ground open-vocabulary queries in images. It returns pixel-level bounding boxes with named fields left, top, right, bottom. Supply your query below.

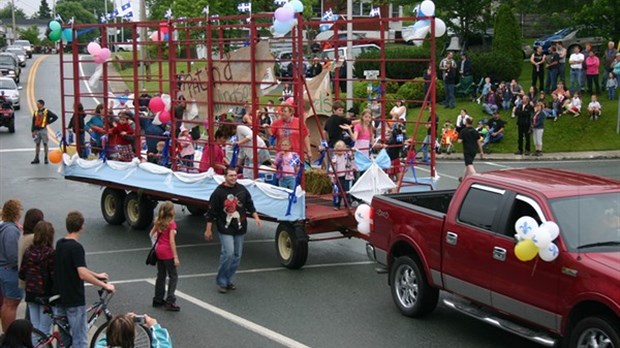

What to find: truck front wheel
left=275, top=222, right=308, bottom=269
left=390, top=256, right=439, bottom=317
left=124, top=192, right=154, bottom=230
left=569, top=316, right=620, bottom=348
left=101, top=188, right=126, bottom=225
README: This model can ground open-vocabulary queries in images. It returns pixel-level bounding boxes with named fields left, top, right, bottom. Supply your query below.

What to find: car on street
left=5, top=47, right=26, bottom=67
left=0, top=78, right=18, bottom=132
left=0, top=77, right=21, bottom=110
left=0, top=53, right=21, bottom=83
left=13, top=39, right=33, bottom=58
left=534, top=27, right=606, bottom=53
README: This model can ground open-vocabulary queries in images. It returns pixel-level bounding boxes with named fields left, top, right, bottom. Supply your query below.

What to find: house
left=0, top=18, right=50, bottom=43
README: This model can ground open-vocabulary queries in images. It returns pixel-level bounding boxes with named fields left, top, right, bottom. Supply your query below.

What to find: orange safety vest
left=33, top=108, right=49, bottom=129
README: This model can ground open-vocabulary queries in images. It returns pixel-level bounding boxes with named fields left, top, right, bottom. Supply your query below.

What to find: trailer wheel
left=390, top=256, right=439, bottom=317
left=275, top=222, right=308, bottom=269
left=101, top=188, right=126, bottom=225
left=569, top=316, right=620, bottom=348
left=186, top=204, right=207, bottom=216
left=124, top=192, right=154, bottom=230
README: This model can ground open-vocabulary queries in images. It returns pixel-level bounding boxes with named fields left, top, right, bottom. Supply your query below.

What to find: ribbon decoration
left=314, top=140, right=328, bottom=166
left=405, top=149, right=419, bottom=182
left=99, top=134, right=108, bottom=161
left=354, top=148, right=391, bottom=172
left=285, top=165, right=304, bottom=216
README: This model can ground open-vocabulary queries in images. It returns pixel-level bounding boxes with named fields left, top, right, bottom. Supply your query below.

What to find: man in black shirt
left=323, top=101, right=351, bottom=148
left=482, top=111, right=506, bottom=151
left=458, top=117, right=483, bottom=181
left=545, top=46, right=560, bottom=93
left=514, top=95, right=533, bottom=155
left=204, top=168, right=261, bottom=294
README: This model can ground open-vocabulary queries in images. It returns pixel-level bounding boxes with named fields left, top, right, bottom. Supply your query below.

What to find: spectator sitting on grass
left=564, top=92, right=582, bottom=118
left=587, top=94, right=602, bottom=121
left=482, top=87, right=499, bottom=115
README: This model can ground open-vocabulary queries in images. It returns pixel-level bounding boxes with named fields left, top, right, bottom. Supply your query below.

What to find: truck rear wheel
left=101, top=188, right=126, bottom=225
left=569, top=316, right=620, bottom=348
left=275, top=222, right=308, bottom=269
left=124, top=192, right=154, bottom=230
left=390, top=256, right=439, bottom=317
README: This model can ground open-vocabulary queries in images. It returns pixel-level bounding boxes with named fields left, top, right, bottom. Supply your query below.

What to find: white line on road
left=482, top=161, right=511, bottom=168
left=144, top=279, right=311, bottom=348
left=86, top=239, right=273, bottom=256
left=0, top=147, right=62, bottom=153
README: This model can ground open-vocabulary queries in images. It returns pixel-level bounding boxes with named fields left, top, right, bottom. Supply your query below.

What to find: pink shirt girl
left=155, top=220, right=177, bottom=260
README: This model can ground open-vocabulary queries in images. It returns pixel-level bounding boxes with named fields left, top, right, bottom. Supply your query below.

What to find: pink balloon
left=159, top=110, right=171, bottom=123
left=93, top=54, right=105, bottom=64
left=87, top=42, right=101, bottom=56
left=99, top=48, right=111, bottom=61
left=150, top=31, right=160, bottom=42
left=149, top=97, right=165, bottom=113
left=274, top=6, right=294, bottom=22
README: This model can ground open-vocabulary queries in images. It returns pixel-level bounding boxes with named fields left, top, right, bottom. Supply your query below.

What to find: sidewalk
left=435, top=150, right=620, bottom=161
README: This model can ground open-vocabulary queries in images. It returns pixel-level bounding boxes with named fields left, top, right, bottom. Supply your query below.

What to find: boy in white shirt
left=587, top=94, right=602, bottom=120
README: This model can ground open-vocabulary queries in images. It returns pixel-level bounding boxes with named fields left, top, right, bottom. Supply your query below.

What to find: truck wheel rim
left=577, top=328, right=612, bottom=348
left=278, top=232, right=292, bottom=261
left=395, top=265, right=418, bottom=308
left=104, top=195, right=116, bottom=216
left=127, top=199, right=139, bottom=222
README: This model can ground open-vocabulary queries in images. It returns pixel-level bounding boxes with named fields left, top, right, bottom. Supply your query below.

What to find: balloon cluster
left=514, top=217, right=560, bottom=262
left=355, top=204, right=372, bottom=235
left=150, top=22, right=170, bottom=42
left=406, top=0, right=446, bottom=46
left=87, top=42, right=112, bottom=64
left=271, top=0, right=303, bottom=36
left=148, top=94, right=172, bottom=124
left=47, top=20, right=63, bottom=42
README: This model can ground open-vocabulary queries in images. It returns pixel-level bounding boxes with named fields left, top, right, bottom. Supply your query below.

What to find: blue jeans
left=445, top=83, right=456, bottom=107
left=609, top=87, right=616, bottom=100
left=0, top=267, right=24, bottom=300
left=216, top=234, right=244, bottom=288
left=546, top=69, right=559, bottom=92
left=55, top=305, right=87, bottom=348
left=569, top=69, right=582, bottom=93
left=482, top=103, right=498, bottom=115
left=543, top=109, right=557, bottom=119
left=279, top=175, right=296, bottom=190
left=482, top=128, right=503, bottom=146
left=28, top=302, right=53, bottom=336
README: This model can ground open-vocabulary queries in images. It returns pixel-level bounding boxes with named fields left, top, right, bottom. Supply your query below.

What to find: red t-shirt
left=154, top=220, right=177, bottom=260
left=199, top=143, right=225, bottom=174
left=270, top=117, right=309, bottom=154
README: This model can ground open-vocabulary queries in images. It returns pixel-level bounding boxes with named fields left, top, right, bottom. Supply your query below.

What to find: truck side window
left=504, top=198, right=542, bottom=237
left=458, top=187, right=503, bottom=230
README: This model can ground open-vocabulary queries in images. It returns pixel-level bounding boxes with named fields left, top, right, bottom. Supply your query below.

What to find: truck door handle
left=446, top=232, right=458, bottom=245
left=493, top=247, right=506, bottom=261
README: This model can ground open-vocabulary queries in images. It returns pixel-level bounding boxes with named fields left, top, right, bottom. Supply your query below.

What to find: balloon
left=514, top=239, right=538, bottom=262
left=159, top=110, right=171, bottom=124
left=540, top=221, right=560, bottom=241
left=539, top=243, right=559, bottom=262
left=357, top=221, right=370, bottom=235
left=273, top=19, right=293, bottom=35
left=161, top=93, right=172, bottom=111
left=419, top=0, right=435, bottom=16
left=289, top=0, right=304, bottom=13
left=93, top=54, right=106, bottom=64
left=62, top=28, right=73, bottom=42
left=48, top=149, right=63, bottom=164
left=514, top=216, right=538, bottom=240
left=355, top=204, right=371, bottom=223
left=150, top=31, right=161, bottom=42
left=99, top=48, right=111, bottom=61
left=87, top=42, right=101, bottom=56
left=531, top=227, right=552, bottom=249
left=274, top=6, right=294, bottom=22
left=434, top=18, right=447, bottom=37
left=49, top=20, right=61, bottom=31
left=405, top=25, right=430, bottom=47
left=48, top=29, right=62, bottom=42
left=149, top=97, right=165, bottom=113
left=413, top=19, right=430, bottom=30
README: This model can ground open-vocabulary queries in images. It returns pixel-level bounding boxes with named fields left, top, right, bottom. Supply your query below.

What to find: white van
left=320, top=44, right=380, bottom=61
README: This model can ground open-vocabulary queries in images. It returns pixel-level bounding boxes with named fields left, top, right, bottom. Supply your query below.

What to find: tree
left=55, top=2, right=99, bottom=42
left=434, top=0, right=493, bottom=48
left=19, top=26, right=41, bottom=45
left=492, top=4, right=522, bottom=62
left=0, top=4, right=27, bottom=20
left=57, top=0, right=112, bottom=20
left=37, top=0, right=52, bottom=19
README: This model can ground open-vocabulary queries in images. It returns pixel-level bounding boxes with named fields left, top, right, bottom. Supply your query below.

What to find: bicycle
left=30, top=288, right=152, bottom=348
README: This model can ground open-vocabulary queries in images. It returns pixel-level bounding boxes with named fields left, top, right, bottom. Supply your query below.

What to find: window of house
left=352, top=0, right=372, bottom=16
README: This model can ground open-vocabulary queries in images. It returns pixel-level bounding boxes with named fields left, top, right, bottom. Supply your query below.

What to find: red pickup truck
left=366, top=168, right=620, bottom=347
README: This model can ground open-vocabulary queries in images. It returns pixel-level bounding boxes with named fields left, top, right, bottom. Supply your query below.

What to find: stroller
left=438, top=121, right=459, bottom=154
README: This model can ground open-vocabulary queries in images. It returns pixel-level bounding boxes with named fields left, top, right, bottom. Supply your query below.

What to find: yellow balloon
left=514, top=239, right=538, bottom=262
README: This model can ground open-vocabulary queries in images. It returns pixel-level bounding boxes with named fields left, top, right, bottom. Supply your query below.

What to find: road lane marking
left=85, top=239, right=274, bottom=256
left=144, top=280, right=311, bottom=348
left=25, top=55, right=59, bottom=146
left=482, top=161, right=511, bottom=168
left=78, top=56, right=102, bottom=106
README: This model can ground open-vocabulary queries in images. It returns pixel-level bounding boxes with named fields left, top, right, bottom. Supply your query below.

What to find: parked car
left=0, top=53, right=21, bottom=83
left=115, top=39, right=136, bottom=52
left=13, top=39, right=33, bottom=58
left=0, top=77, right=21, bottom=110
left=5, top=47, right=26, bottom=67
left=534, top=27, right=605, bottom=53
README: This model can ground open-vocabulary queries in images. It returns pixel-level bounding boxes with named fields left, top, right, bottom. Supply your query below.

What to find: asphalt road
left=1, top=55, right=620, bottom=347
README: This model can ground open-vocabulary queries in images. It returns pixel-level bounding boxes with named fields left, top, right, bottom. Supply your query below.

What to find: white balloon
left=434, top=18, right=446, bottom=37
left=355, top=204, right=371, bottom=223
left=539, top=242, right=559, bottom=262
left=420, top=0, right=435, bottom=17
left=404, top=25, right=430, bottom=47
left=531, top=227, right=552, bottom=249
left=161, top=93, right=172, bottom=111
left=152, top=111, right=162, bottom=125
left=357, top=221, right=371, bottom=234
left=514, top=216, right=538, bottom=240
left=541, top=221, right=560, bottom=240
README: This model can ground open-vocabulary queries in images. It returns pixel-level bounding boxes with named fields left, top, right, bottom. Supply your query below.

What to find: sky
left=15, top=0, right=142, bottom=20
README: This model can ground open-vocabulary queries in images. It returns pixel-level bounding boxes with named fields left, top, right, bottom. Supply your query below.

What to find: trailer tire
left=124, top=192, right=154, bottom=230
left=275, top=222, right=308, bottom=269
left=390, top=256, right=439, bottom=317
left=568, top=316, right=620, bottom=348
left=186, top=204, right=207, bottom=216
left=101, top=188, right=126, bottom=225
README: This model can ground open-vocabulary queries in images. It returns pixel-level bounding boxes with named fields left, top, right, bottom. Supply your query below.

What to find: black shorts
left=464, top=152, right=476, bottom=166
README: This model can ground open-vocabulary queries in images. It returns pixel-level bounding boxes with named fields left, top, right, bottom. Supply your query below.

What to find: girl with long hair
left=350, top=109, right=375, bottom=157
left=150, top=202, right=180, bottom=311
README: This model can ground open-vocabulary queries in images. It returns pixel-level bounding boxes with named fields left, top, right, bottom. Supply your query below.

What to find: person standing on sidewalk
left=514, top=95, right=533, bottom=156
left=457, top=117, right=483, bottom=181
left=30, top=100, right=58, bottom=164
left=531, top=102, right=545, bottom=156
left=204, top=168, right=261, bottom=294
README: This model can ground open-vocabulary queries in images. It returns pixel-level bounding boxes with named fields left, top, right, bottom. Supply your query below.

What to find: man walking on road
left=54, top=211, right=115, bottom=348
left=204, top=168, right=261, bottom=294
left=458, top=117, right=483, bottom=181
left=31, top=99, right=58, bottom=164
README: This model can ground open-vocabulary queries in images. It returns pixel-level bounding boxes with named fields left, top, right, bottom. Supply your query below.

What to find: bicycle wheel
left=89, top=321, right=152, bottom=348
left=31, top=328, right=53, bottom=348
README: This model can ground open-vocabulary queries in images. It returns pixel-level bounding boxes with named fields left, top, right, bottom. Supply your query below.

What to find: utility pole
left=139, top=0, right=147, bottom=89
left=11, top=0, right=16, bottom=44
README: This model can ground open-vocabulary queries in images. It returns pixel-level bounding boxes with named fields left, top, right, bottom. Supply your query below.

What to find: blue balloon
left=62, top=28, right=73, bottom=42
left=413, top=20, right=430, bottom=30
left=289, top=0, right=304, bottom=13
left=273, top=19, right=292, bottom=35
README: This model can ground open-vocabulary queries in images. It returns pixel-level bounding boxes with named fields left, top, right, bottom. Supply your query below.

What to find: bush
left=493, top=4, right=523, bottom=64
left=396, top=78, right=446, bottom=107
left=353, top=45, right=430, bottom=81
left=469, top=51, right=521, bottom=83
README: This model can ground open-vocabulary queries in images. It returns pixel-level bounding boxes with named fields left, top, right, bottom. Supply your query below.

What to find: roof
left=476, top=168, right=620, bottom=199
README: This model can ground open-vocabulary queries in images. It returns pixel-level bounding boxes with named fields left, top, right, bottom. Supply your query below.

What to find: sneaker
left=218, top=286, right=228, bottom=294
left=226, top=283, right=237, bottom=291
left=164, top=302, right=180, bottom=311
left=31, top=159, right=40, bottom=164
left=152, top=299, right=165, bottom=308
left=513, top=151, right=523, bottom=155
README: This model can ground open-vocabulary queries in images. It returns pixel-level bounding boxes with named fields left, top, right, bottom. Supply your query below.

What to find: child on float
left=273, top=137, right=300, bottom=190
left=331, top=140, right=355, bottom=210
